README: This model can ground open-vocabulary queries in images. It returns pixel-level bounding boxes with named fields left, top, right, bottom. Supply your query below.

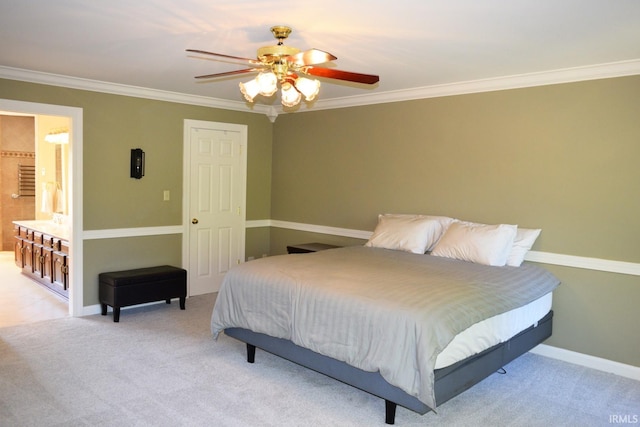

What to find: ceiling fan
left=186, top=26, right=380, bottom=107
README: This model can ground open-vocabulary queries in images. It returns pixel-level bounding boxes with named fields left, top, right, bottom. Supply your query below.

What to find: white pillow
left=365, top=214, right=453, bottom=254
left=506, top=228, right=541, bottom=267
left=431, top=221, right=518, bottom=266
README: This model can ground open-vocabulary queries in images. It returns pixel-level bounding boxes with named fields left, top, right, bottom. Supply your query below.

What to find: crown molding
left=292, top=59, right=640, bottom=113
left=2, top=59, right=639, bottom=120
left=0, top=65, right=273, bottom=115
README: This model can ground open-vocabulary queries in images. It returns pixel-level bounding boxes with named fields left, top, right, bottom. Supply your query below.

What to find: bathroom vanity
left=13, top=220, right=70, bottom=299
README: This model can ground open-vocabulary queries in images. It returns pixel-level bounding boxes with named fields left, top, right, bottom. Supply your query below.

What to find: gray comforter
left=211, top=246, right=559, bottom=410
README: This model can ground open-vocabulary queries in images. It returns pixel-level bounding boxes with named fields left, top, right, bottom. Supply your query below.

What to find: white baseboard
left=82, top=300, right=169, bottom=317
left=530, top=344, right=640, bottom=381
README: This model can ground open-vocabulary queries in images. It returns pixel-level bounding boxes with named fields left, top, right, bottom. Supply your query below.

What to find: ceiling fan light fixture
left=295, top=77, right=321, bottom=101
left=189, top=25, right=379, bottom=114
left=256, top=72, right=278, bottom=96
left=239, top=78, right=260, bottom=102
left=281, top=82, right=302, bottom=107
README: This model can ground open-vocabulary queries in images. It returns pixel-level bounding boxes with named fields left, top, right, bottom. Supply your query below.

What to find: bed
left=211, top=215, right=560, bottom=424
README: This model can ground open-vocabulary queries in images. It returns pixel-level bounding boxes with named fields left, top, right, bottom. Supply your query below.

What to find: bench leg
left=101, top=303, right=107, bottom=316
left=179, top=297, right=186, bottom=310
left=165, top=299, right=171, bottom=304
left=113, top=307, right=121, bottom=323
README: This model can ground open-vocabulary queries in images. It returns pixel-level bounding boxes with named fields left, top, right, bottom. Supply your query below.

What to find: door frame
left=1, top=98, right=83, bottom=317
left=181, top=119, right=247, bottom=295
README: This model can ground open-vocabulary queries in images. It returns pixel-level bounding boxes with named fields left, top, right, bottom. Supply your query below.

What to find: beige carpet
left=1, top=293, right=638, bottom=426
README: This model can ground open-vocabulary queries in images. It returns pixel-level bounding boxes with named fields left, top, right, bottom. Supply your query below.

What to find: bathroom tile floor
left=0, top=251, right=68, bottom=328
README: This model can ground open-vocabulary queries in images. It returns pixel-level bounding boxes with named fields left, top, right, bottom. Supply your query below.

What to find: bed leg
left=246, top=343, right=256, bottom=363
left=385, top=400, right=397, bottom=425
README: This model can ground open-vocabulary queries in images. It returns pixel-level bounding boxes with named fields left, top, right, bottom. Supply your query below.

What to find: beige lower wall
left=83, top=234, right=183, bottom=306
left=541, top=264, right=640, bottom=367
left=80, top=225, right=639, bottom=367
left=245, top=227, right=272, bottom=260
left=263, top=227, right=640, bottom=367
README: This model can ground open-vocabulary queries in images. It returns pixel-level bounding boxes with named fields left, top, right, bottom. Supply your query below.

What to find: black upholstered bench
left=99, top=265, right=187, bottom=322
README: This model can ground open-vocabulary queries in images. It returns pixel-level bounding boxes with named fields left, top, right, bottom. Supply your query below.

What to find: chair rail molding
left=247, top=219, right=640, bottom=276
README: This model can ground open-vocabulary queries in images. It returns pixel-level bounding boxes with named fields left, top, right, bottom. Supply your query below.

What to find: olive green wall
left=271, top=75, right=640, bottom=366
left=272, top=76, right=640, bottom=262
left=2, top=74, right=639, bottom=367
left=0, top=78, right=273, bottom=305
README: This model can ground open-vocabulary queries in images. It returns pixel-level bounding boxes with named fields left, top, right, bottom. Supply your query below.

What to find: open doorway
left=0, top=98, right=83, bottom=319
left=1, top=112, right=70, bottom=324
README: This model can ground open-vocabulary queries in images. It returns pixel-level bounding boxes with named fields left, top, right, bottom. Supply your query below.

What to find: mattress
left=435, top=291, right=552, bottom=369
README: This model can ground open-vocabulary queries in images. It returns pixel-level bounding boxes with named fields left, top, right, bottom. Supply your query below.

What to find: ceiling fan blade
left=287, top=49, right=337, bottom=66
left=303, top=67, right=379, bottom=84
left=194, top=68, right=258, bottom=79
left=186, top=49, right=258, bottom=64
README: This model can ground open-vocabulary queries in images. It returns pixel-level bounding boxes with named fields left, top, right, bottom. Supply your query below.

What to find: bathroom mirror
left=38, top=118, right=70, bottom=219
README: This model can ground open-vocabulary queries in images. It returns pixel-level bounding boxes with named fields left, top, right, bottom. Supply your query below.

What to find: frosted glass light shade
left=295, top=78, right=321, bottom=101
left=239, top=78, right=260, bottom=101
left=281, top=82, right=301, bottom=107
left=256, top=72, right=278, bottom=96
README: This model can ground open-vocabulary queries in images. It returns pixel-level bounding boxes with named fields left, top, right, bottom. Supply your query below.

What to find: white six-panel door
left=183, top=120, right=246, bottom=295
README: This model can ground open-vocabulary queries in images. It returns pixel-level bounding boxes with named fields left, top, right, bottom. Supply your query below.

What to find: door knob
left=191, top=218, right=199, bottom=224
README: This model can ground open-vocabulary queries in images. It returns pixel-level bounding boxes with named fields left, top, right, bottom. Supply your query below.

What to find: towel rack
left=17, top=164, right=36, bottom=197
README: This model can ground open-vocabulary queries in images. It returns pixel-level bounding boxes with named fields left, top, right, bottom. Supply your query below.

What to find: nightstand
left=286, top=242, right=340, bottom=254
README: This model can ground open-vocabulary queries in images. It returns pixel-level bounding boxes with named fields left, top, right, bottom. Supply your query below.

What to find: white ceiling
left=1, top=0, right=640, bottom=113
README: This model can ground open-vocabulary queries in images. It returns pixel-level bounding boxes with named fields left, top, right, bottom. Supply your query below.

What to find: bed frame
left=224, top=310, right=552, bottom=425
